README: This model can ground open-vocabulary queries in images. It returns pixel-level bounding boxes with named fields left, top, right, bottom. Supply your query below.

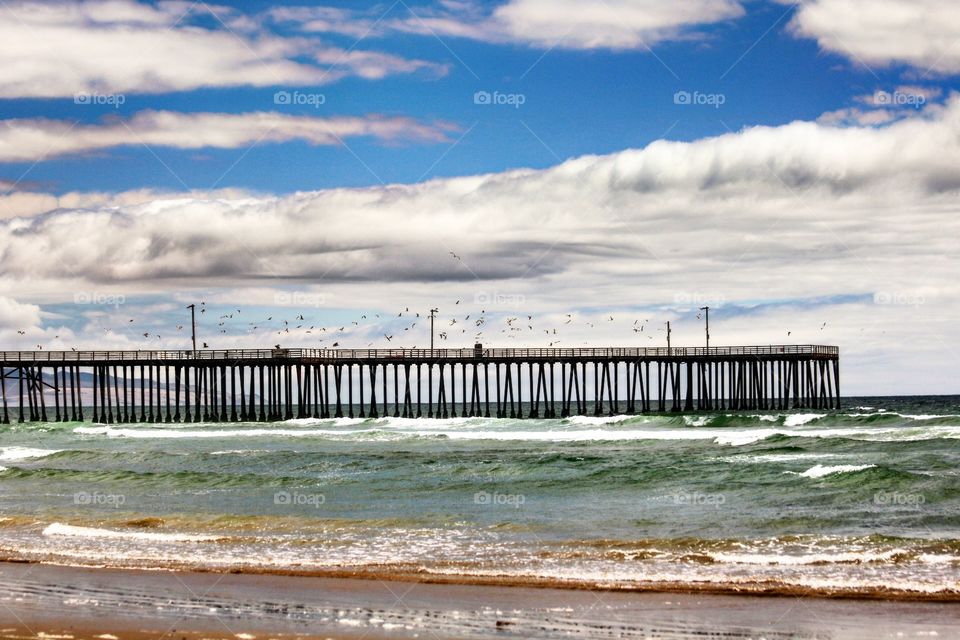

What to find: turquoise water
left=0, top=396, right=958, bottom=597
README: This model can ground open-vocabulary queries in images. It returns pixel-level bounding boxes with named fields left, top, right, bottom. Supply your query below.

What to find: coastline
left=2, top=555, right=959, bottom=603
left=1, top=561, right=959, bottom=640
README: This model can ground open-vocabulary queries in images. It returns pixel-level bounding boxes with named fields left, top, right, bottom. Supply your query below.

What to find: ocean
left=0, top=395, right=958, bottom=600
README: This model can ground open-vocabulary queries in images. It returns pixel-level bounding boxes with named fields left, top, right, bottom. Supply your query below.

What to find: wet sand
left=1, top=562, right=959, bottom=639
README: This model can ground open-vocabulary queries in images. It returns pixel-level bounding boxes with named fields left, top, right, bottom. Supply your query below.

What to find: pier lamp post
left=429, top=308, right=439, bottom=351
left=699, top=306, right=710, bottom=351
left=186, top=304, right=197, bottom=354
left=666, top=321, right=671, bottom=355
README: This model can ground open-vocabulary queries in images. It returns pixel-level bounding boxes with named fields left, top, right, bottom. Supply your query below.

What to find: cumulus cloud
left=0, top=111, right=454, bottom=163
left=3, top=97, right=959, bottom=289
left=786, top=0, right=960, bottom=74
left=0, top=0, right=446, bottom=98
left=0, top=296, right=41, bottom=329
left=2, top=97, right=959, bottom=392
left=389, top=0, right=746, bottom=50
left=0, top=187, right=256, bottom=219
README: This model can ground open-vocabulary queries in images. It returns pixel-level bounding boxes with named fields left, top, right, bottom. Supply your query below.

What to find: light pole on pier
left=429, top=308, right=439, bottom=351
left=666, top=320, right=671, bottom=354
left=186, top=304, right=197, bottom=354
left=699, top=306, right=710, bottom=351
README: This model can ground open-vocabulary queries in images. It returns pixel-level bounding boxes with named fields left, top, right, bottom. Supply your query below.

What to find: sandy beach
left=1, top=561, right=958, bottom=640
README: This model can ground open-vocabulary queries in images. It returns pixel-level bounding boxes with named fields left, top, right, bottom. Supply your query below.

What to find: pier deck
left=0, top=345, right=839, bottom=423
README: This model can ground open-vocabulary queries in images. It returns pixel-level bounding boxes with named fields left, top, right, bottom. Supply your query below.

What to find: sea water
left=0, top=395, right=958, bottom=598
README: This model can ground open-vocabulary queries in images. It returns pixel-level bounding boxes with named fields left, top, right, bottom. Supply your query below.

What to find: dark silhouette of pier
left=0, top=345, right=839, bottom=423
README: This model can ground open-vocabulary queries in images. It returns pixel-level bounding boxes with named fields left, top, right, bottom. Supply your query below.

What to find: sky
left=0, top=0, right=958, bottom=395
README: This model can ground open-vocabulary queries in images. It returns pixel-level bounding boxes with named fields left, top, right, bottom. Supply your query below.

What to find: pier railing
left=0, top=344, right=838, bottom=362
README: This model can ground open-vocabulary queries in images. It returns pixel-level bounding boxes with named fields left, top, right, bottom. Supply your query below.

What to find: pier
left=0, top=345, right=839, bottom=423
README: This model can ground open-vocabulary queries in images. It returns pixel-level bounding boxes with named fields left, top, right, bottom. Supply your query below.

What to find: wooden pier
left=0, top=345, right=839, bottom=423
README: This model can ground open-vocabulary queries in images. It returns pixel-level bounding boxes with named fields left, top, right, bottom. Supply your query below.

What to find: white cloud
left=313, top=48, right=449, bottom=80
left=0, top=110, right=454, bottom=163
left=0, top=0, right=446, bottom=98
left=817, top=107, right=900, bottom=127
left=265, top=6, right=383, bottom=38
left=787, top=0, right=960, bottom=74
left=0, top=296, right=41, bottom=329
left=392, top=0, right=745, bottom=50
left=2, top=97, right=959, bottom=392
left=0, top=187, right=256, bottom=219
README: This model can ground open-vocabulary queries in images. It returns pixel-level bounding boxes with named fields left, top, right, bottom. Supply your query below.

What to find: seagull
left=385, top=334, right=393, bottom=341
left=449, top=251, right=462, bottom=261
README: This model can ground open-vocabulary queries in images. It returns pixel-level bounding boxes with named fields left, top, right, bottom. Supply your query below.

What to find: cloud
left=817, top=107, right=900, bottom=127
left=0, top=0, right=446, bottom=98
left=0, top=295, right=41, bottom=329
left=786, top=0, right=960, bottom=74
left=0, top=187, right=256, bottom=219
left=1, top=97, right=959, bottom=392
left=0, top=111, right=454, bottom=163
left=313, top=48, right=449, bottom=80
left=391, top=0, right=746, bottom=50
left=265, top=6, right=385, bottom=38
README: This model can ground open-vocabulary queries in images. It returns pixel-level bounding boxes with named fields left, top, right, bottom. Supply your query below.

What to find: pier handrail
left=0, top=344, right=838, bottom=362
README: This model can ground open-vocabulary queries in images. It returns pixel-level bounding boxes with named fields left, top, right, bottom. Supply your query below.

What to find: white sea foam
left=783, top=413, right=823, bottom=427
left=710, top=548, right=903, bottom=565
left=208, top=449, right=271, bottom=455
left=566, top=415, right=635, bottom=426
left=0, top=447, right=62, bottom=461
left=43, top=523, right=226, bottom=543
left=75, top=426, right=378, bottom=439
left=72, top=423, right=960, bottom=446
left=798, top=464, right=877, bottom=478
left=722, top=453, right=851, bottom=464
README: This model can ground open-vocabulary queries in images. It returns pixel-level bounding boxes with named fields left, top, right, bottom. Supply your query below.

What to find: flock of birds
left=16, top=297, right=833, bottom=352
left=15, top=252, right=836, bottom=351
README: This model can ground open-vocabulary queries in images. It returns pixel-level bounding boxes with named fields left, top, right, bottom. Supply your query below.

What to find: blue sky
left=2, top=0, right=951, bottom=194
left=0, top=0, right=959, bottom=394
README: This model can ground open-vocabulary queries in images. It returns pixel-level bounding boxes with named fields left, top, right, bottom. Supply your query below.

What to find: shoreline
left=1, top=555, right=958, bottom=603
left=1, top=561, right=959, bottom=640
